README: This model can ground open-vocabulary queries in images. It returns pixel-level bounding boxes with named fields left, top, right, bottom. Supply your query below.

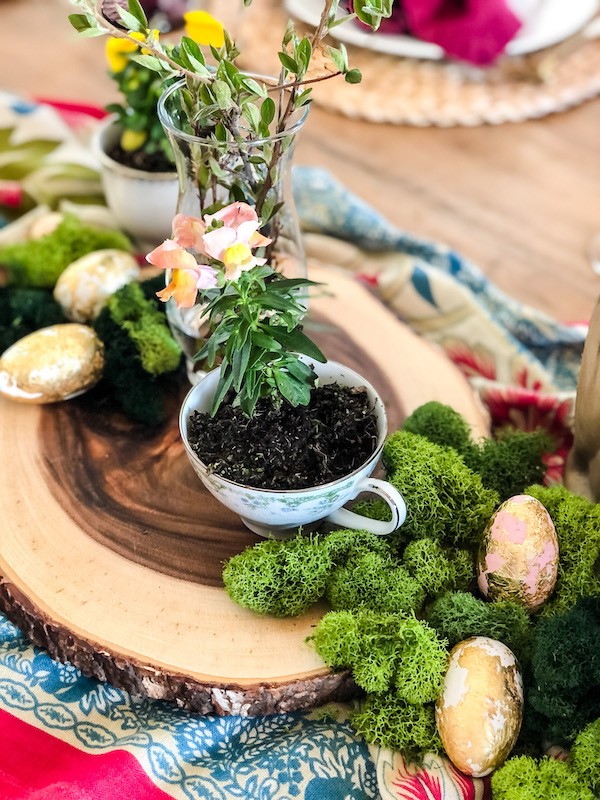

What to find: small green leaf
left=213, top=80, right=232, bottom=109
left=129, top=54, right=163, bottom=71
left=242, top=77, right=268, bottom=98
left=243, top=102, right=260, bottom=131
left=115, top=6, right=144, bottom=32
left=278, top=52, right=299, bottom=74
left=211, top=365, right=234, bottom=415
left=274, top=370, right=311, bottom=407
left=252, top=331, right=282, bottom=351
left=260, top=97, right=276, bottom=128
left=269, top=327, right=326, bottom=362
left=68, top=13, right=92, bottom=32
left=345, top=68, right=362, bottom=84
left=127, top=0, right=148, bottom=27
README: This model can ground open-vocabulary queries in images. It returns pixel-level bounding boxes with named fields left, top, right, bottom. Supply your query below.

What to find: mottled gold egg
left=436, top=637, right=523, bottom=777
left=53, top=249, right=139, bottom=323
left=0, top=324, right=104, bottom=403
left=477, top=494, right=558, bottom=611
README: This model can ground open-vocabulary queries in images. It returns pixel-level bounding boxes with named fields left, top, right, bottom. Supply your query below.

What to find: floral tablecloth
left=0, top=94, right=584, bottom=799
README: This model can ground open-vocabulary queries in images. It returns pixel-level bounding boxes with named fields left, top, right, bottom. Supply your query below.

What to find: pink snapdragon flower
left=147, top=202, right=271, bottom=308
left=147, top=238, right=218, bottom=308
left=202, top=202, right=271, bottom=281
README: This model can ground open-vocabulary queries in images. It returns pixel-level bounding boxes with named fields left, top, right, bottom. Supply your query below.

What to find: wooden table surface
left=2, top=0, right=600, bottom=323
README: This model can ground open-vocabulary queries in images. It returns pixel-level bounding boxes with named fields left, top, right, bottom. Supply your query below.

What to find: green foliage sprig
left=197, top=266, right=325, bottom=416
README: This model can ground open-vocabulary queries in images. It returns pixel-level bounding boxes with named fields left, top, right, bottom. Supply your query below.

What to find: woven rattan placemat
left=237, top=0, right=600, bottom=126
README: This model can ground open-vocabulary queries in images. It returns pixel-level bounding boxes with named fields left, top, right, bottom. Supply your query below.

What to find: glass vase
left=157, top=78, right=309, bottom=384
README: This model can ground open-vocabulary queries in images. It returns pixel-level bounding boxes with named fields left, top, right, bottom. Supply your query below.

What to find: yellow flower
left=183, top=10, right=225, bottom=48
left=120, top=129, right=147, bottom=152
left=105, top=30, right=159, bottom=72
left=106, top=36, right=138, bottom=73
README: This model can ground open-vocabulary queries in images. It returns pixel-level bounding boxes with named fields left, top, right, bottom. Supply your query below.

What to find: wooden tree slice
left=0, top=267, right=488, bottom=715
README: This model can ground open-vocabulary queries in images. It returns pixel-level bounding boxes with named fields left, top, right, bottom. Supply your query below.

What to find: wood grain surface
left=3, top=0, right=600, bottom=322
left=0, top=267, right=488, bottom=714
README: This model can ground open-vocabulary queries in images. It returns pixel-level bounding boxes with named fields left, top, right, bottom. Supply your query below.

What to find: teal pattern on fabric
left=0, top=617, right=377, bottom=799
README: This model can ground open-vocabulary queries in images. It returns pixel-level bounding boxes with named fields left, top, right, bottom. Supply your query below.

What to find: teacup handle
left=325, top=478, right=407, bottom=536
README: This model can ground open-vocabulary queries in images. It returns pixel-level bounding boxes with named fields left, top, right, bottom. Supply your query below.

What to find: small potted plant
left=93, top=35, right=179, bottom=243
left=146, top=202, right=407, bottom=537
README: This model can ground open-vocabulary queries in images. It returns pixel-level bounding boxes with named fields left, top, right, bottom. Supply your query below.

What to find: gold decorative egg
left=477, top=494, right=558, bottom=610
left=53, top=249, right=139, bottom=323
left=0, top=324, right=104, bottom=403
left=435, top=637, right=523, bottom=777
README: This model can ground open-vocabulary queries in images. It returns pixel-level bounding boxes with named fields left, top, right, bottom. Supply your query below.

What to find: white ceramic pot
left=92, top=117, right=178, bottom=245
left=180, top=360, right=407, bottom=538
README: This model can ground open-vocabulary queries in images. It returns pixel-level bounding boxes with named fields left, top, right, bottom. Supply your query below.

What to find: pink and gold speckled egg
left=435, top=637, right=523, bottom=777
left=477, top=494, right=558, bottom=611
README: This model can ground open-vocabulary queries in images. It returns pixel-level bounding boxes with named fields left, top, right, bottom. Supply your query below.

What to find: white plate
left=283, top=0, right=600, bottom=61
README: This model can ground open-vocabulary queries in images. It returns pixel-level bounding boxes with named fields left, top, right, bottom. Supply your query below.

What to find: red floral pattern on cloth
left=374, top=750, right=491, bottom=800
left=473, top=378, right=575, bottom=484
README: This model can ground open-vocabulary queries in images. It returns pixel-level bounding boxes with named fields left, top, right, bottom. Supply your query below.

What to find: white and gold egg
left=0, top=324, right=104, bottom=404
left=435, top=636, right=523, bottom=777
left=53, top=248, right=139, bottom=323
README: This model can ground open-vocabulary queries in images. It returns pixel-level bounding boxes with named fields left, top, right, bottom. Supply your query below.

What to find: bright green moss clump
left=402, top=538, right=474, bottom=596
left=526, top=485, right=600, bottom=617
left=426, top=592, right=532, bottom=664
left=0, top=214, right=131, bottom=287
left=320, top=528, right=392, bottom=563
left=491, top=756, right=595, bottom=800
left=402, top=401, right=551, bottom=501
left=402, top=401, right=477, bottom=460
left=351, top=693, right=442, bottom=761
left=382, top=431, right=499, bottom=547
left=106, top=282, right=181, bottom=377
left=571, top=718, right=600, bottom=794
left=310, top=610, right=447, bottom=701
left=223, top=535, right=332, bottom=617
left=326, top=552, right=425, bottom=615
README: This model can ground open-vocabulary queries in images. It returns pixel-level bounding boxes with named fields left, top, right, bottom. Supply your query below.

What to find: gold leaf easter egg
left=435, top=637, right=523, bottom=777
left=477, top=494, right=558, bottom=610
left=0, top=324, right=104, bottom=404
left=53, top=249, right=139, bottom=323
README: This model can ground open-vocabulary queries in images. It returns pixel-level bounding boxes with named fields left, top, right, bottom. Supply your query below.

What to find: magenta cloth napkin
left=350, top=0, right=523, bottom=65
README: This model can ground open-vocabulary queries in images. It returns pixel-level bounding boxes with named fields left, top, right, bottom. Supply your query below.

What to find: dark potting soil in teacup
left=187, top=383, right=379, bottom=490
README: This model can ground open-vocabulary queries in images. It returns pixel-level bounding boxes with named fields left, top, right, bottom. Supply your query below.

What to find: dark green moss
left=0, top=287, right=66, bottom=352
left=402, top=401, right=478, bottom=460
left=426, top=591, right=532, bottom=664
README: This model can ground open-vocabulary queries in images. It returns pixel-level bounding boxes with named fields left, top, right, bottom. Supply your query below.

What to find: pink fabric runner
left=0, top=710, right=174, bottom=800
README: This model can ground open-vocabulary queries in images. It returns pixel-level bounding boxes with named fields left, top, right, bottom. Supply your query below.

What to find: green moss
left=491, top=756, right=595, bottom=800
left=0, top=287, right=66, bottom=352
left=426, top=591, right=532, bottom=663
left=475, top=429, right=551, bottom=501
left=326, top=552, right=425, bottom=615
left=320, top=528, right=392, bottom=564
left=93, top=306, right=166, bottom=425
left=310, top=610, right=447, bottom=699
left=222, top=535, right=332, bottom=618
left=571, top=718, right=600, bottom=794
left=106, top=282, right=181, bottom=376
left=526, top=485, right=600, bottom=617
left=402, top=401, right=478, bottom=460
left=382, top=431, right=499, bottom=547
left=0, top=214, right=131, bottom=287
left=351, top=693, right=441, bottom=761
left=528, top=597, right=600, bottom=744
left=402, top=538, right=475, bottom=596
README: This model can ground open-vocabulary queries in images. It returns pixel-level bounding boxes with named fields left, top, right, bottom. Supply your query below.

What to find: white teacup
left=179, top=360, right=407, bottom=538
